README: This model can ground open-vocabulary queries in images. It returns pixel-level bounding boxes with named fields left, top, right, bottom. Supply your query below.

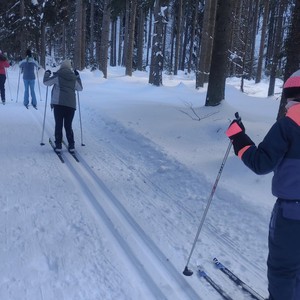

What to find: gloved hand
left=45, top=70, right=51, bottom=75
left=74, top=70, right=79, bottom=76
left=226, top=120, right=245, bottom=139
left=226, top=117, right=254, bottom=156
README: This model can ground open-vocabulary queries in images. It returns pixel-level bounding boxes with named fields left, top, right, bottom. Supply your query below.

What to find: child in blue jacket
left=226, top=70, right=300, bottom=300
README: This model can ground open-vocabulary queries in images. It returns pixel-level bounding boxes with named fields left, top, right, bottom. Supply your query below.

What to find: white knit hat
left=60, top=59, right=72, bottom=69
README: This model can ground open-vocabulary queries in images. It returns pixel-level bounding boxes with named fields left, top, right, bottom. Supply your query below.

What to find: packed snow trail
left=38, top=96, right=268, bottom=299
left=29, top=101, right=202, bottom=299
left=0, top=104, right=154, bottom=299
left=0, top=68, right=271, bottom=299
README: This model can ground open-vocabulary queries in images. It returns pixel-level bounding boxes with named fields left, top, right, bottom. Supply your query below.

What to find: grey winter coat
left=43, top=67, right=83, bottom=110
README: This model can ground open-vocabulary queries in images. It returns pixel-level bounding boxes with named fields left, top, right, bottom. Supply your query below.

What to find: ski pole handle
left=235, top=112, right=241, bottom=122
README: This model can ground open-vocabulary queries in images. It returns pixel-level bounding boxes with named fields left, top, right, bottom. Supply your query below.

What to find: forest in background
left=1, top=0, right=300, bottom=116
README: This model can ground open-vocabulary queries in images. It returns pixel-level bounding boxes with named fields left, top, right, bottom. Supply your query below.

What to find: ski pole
left=182, top=113, right=241, bottom=276
left=40, top=86, right=48, bottom=146
left=16, top=68, right=21, bottom=103
left=36, top=68, right=42, bottom=101
left=77, top=91, right=85, bottom=146
left=5, top=68, right=13, bottom=101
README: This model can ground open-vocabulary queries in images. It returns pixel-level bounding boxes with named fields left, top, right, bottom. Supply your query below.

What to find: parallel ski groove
left=63, top=153, right=201, bottom=300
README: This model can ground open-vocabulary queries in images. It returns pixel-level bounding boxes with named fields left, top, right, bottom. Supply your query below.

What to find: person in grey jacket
left=43, top=59, right=83, bottom=153
left=19, top=49, right=40, bottom=108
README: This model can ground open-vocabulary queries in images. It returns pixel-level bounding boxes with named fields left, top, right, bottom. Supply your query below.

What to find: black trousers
left=267, top=199, right=300, bottom=299
left=0, top=74, right=6, bottom=101
left=53, top=105, right=75, bottom=148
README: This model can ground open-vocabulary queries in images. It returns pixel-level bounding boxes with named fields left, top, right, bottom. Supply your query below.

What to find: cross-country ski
left=49, top=138, right=65, bottom=163
left=213, top=258, right=265, bottom=300
left=62, top=140, right=79, bottom=162
left=197, top=268, right=234, bottom=300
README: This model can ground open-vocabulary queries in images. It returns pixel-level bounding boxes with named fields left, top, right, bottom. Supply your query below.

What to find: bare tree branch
left=178, top=101, right=218, bottom=121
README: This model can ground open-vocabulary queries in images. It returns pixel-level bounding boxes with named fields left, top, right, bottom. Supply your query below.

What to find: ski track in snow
left=31, top=103, right=201, bottom=299
left=77, top=105, right=268, bottom=299
left=0, top=73, right=269, bottom=299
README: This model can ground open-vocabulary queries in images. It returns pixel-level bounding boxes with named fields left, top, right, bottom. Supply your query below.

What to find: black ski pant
left=0, top=74, right=6, bottom=101
left=267, top=199, right=300, bottom=300
left=53, top=105, right=75, bottom=148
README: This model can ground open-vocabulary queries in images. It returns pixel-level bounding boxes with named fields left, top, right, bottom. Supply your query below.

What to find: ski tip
left=213, top=257, right=219, bottom=264
left=40, top=142, right=45, bottom=146
left=81, top=143, right=86, bottom=146
left=213, top=258, right=224, bottom=269
left=183, top=266, right=193, bottom=276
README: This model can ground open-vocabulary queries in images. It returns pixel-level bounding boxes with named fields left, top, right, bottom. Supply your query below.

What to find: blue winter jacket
left=240, top=103, right=300, bottom=200
left=19, top=57, right=39, bottom=80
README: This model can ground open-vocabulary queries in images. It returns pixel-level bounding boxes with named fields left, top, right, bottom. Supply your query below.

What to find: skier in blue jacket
left=19, top=49, right=40, bottom=109
left=226, top=70, right=300, bottom=300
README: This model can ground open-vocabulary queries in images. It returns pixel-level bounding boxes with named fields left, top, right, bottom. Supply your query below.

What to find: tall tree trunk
left=146, top=7, right=153, bottom=67
left=40, top=22, right=46, bottom=68
left=180, top=16, right=189, bottom=71
left=240, top=0, right=253, bottom=92
left=118, top=15, right=123, bottom=66
left=122, top=0, right=130, bottom=66
left=265, top=0, right=276, bottom=70
left=20, top=0, right=26, bottom=56
left=90, top=0, right=95, bottom=66
left=62, top=23, right=67, bottom=59
left=268, top=0, right=287, bottom=96
left=277, top=0, right=300, bottom=119
left=137, top=6, right=145, bottom=71
left=196, top=0, right=217, bottom=88
left=205, top=0, right=236, bottom=106
left=229, top=0, right=242, bottom=76
left=248, top=0, right=260, bottom=79
left=99, top=0, right=111, bottom=78
left=125, top=0, right=138, bottom=76
left=81, top=2, right=87, bottom=68
left=110, top=19, right=117, bottom=67
left=149, top=0, right=168, bottom=86
left=174, top=0, right=182, bottom=75
left=255, top=0, right=270, bottom=83
left=169, top=14, right=176, bottom=73
left=74, top=0, right=83, bottom=70
left=187, top=0, right=199, bottom=74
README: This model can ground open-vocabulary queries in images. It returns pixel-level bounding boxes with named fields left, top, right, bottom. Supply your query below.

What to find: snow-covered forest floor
left=0, top=66, right=282, bottom=299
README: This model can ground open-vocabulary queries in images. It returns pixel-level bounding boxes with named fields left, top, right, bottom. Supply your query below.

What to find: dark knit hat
left=283, top=70, right=300, bottom=98
left=26, top=49, right=32, bottom=57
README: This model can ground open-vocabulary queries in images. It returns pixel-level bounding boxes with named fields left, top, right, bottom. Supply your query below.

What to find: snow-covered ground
left=0, top=65, right=282, bottom=299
